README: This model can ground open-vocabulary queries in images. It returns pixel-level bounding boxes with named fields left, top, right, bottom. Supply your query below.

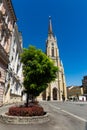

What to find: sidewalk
left=68, top=101, right=87, bottom=104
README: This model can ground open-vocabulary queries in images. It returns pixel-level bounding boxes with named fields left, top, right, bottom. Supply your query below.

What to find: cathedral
left=38, top=17, right=67, bottom=101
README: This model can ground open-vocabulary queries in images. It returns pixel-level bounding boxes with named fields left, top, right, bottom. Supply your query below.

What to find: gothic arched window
left=52, top=47, right=54, bottom=57
left=51, top=43, right=54, bottom=57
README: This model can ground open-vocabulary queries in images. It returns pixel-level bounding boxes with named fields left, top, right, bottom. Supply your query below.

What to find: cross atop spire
left=48, top=16, right=53, bottom=37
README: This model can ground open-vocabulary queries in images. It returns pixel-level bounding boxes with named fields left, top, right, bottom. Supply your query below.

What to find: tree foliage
left=21, top=46, right=58, bottom=103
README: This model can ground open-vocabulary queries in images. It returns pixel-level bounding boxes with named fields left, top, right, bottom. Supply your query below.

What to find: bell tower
left=45, top=16, right=67, bottom=101
left=46, top=16, right=60, bottom=66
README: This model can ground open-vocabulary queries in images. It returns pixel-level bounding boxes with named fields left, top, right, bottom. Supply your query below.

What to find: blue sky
left=12, top=0, right=87, bottom=86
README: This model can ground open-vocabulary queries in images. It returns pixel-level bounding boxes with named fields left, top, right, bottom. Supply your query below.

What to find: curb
left=0, top=113, right=50, bottom=124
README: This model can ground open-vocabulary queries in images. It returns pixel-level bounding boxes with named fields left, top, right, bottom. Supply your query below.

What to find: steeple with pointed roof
left=44, top=17, right=67, bottom=101
left=48, top=16, right=54, bottom=38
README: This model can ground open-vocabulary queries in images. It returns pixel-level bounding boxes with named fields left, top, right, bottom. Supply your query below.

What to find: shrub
left=8, top=105, right=45, bottom=116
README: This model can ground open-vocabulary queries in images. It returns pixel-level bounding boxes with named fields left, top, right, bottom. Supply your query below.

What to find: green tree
left=21, top=46, right=58, bottom=106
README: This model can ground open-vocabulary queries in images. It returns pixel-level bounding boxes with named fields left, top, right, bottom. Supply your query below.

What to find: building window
left=17, top=64, right=20, bottom=73
left=0, top=71, right=1, bottom=77
left=51, top=43, right=54, bottom=57
left=0, top=0, right=2, bottom=4
left=15, top=50, right=18, bottom=60
left=52, top=47, right=54, bottom=57
left=51, top=43, right=54, bottom=47
left=11, top=56, right=13, bottom=61
left=15, top=83, right=18, bottom=91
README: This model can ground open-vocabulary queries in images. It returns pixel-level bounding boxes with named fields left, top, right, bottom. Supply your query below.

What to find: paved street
left=0, top=101, right=87, bottom=130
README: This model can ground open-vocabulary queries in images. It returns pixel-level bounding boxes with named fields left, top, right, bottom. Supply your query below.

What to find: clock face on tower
left=51, top=43, right=54, bottom=47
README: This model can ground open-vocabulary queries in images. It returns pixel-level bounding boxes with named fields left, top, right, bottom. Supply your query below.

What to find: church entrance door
left=53, top=88, right=57, bottom=100
left=42, top=90, right=46, bottom=100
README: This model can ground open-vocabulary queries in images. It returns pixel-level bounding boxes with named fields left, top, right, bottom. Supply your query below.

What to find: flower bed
left=0, top=102, right=50, bottom=124
left=8, top=105, right=45, bottom=117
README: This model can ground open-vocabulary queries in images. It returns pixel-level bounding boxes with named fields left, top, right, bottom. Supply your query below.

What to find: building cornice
left=5, top=0, right=17, bottom=22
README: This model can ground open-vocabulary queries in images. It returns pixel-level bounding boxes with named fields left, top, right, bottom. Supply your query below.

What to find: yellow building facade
left=67, top=86, right=83, bottom=100
left=38, top=17, right=67, bottom=101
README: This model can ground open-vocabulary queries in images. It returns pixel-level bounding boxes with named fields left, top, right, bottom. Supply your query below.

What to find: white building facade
left=0, top=0, right=16, bottom=106
left=4, top=24, right=23, bottom=104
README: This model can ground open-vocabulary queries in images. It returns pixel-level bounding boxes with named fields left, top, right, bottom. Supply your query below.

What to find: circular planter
left=0, top=113, right=50, bottom=124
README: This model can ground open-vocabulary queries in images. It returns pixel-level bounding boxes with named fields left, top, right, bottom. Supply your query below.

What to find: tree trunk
left=26, top=93, right=29, bottom=107
left=31, top=95, right=35, bottom=103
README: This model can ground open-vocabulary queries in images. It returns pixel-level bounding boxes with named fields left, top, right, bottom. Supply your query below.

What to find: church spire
left=48, top=16, right=53, bottom=37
